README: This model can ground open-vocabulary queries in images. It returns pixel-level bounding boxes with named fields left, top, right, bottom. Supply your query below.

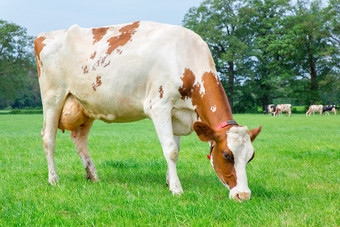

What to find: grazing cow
left=323, top=105, right=337, bottom=115
left=264, top=104, right=275, bottom=115
left=34, top=21, right=262, bottom=201
left=306, top=105, right=323, bottom=116
left=273, top=104, right=291, bottom=117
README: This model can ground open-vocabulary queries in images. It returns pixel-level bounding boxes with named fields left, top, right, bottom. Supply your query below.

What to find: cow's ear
left=248, top=126, right=262, bottom=142
left=193, top=121, right=216, bottom=142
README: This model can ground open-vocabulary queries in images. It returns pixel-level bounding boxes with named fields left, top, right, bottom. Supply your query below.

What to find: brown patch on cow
left=179, top=68, right=197, bottom=100
left=103, top=61, right=111, bottom=67
left=211, top=133, right=237, bottom=189
left=90, top=51, right=97, bottom=59
left=159, top=86, right=164, bottom=99
left=34, top=36, right=46, bottom=77
left=82, top=65, right=89, bottom=74
left=100, top=56, right=107, bottom=64
left=116, top=49, right=123, bottom=55
left=92, top=76, right=102, bottom=91
left=196, top=72, right=233, bottom=127
left=179, top=68, right=234, bottom=128
left=106, top=21, right=140, bottom=55
left=92, top=27, right=109, bottom=44
left=34, top=37, right=46, bottom=61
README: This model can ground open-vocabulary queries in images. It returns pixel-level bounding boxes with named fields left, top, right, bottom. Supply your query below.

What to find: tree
left=319, top=0, right=340, bottom=104
left=0, top=20, right=40, bottom=109
left=240, top=0, right=292, bottom=110
left=183, top=0, right=249, bottom=109
left=276, top=0, right=340, bottom=104
left=182, top=0, right=339, bottom=111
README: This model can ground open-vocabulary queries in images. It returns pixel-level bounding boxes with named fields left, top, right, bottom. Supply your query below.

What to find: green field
left=0, top=114, right=339, bottom=226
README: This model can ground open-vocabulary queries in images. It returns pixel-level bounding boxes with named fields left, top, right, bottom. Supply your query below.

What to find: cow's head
left=193, top=121, right=262, bottom=201
left=268, top=105, right=274, bottom=113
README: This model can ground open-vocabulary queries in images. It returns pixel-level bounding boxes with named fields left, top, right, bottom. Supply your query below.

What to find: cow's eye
left=223, top=152, right=232, bottom=161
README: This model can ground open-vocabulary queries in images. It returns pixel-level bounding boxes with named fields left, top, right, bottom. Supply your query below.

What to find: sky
left=0, top=0, right=201, bottom=37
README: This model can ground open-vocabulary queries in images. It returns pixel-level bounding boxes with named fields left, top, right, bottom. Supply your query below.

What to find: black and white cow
left=264, top=104, right=277, bottom=116
left=323, top=105, right=337, bottom=115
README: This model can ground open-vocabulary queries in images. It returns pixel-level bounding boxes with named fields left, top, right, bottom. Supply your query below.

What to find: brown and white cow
left=306, top=105, right=323, bottom=116
left=273, top=104, right=291, bottom=117
left=34, top=21, right=261, bottom=201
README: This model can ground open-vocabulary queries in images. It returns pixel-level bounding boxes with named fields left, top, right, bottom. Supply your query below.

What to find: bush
left=10, top=109, right=21, bottom=114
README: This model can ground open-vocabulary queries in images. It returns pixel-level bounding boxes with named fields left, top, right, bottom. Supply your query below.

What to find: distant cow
left=323, top=105, right=337, bottom=115
left=34, top=21, right=262, bottom=201
left=273, top=104, right=291, bottom=117
left=266, top=104, right=275, bottom=115
left=306, top=105, right=323, bottom=116
left=263, top=104, right=277, bottom=116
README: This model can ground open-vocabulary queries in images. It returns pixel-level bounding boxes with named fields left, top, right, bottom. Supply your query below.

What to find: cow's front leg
left=166, top=136, right=181, bottom=187
left=150, top=108, right=183, bottom=195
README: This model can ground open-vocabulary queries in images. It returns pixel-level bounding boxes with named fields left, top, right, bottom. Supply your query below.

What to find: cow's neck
left=193, top=72, right=234, bottom=129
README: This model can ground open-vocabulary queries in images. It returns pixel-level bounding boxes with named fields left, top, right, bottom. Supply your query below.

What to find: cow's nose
left=235, top=192, right=251, bottom=202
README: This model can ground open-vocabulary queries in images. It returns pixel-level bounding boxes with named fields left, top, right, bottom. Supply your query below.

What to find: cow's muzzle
left=229, top=188, right=251, bottom=202
left=235, top=192, right=251, bottom=201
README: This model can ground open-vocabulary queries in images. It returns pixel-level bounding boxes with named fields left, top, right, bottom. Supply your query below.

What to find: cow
left=273, top=104, right=291, bottom=117
left=264, top=104, right=275, bottom=115
left=306, top=105, right=323, bottom=116
left=34, top=21, right=262, bottom=201
left=323, top=105, right=337, bottom=115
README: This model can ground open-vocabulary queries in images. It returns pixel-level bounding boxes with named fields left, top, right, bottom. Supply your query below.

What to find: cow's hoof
left=87, top=175, right=99, bottom=182
left=48, top=174, right=60, bottom=185
left=170, top=186, right=183, bottom=196
left=171, top=190, right=183, bottom=196
left=86, top=166, right=99, bottom=182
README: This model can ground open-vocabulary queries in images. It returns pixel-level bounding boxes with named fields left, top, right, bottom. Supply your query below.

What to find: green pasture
left=0, top=114, right=339, bottom=226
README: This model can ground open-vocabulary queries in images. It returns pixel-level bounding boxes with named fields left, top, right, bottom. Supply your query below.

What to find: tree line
left=0, top=20, right=40, bottom=109
left=0, top=0, right=339, bottom=112
left=183, top=0, right=339, bottom=112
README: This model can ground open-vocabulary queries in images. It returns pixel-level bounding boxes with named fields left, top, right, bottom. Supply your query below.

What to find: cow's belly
left=77, top=98, right=147, bottom=123
left=64, top=99, right=147, bottom=126
left=68, top=87, right=147, bottom=123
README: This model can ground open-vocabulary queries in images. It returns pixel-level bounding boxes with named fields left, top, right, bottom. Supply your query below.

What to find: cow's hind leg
left=59, top=94, right=98, bottom=182
left=70, top=121, right=98, bottom=182
left=149, top=108, right=183, bottom=195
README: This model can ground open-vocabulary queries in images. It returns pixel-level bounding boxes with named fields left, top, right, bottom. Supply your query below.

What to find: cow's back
left=36, top=21, right=216, bottom=123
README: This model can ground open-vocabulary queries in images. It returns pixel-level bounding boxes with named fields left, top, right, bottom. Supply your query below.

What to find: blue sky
left=0, top=0, right=201, bottom=36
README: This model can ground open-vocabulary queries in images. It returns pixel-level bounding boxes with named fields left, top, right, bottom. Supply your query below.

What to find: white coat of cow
left=273, top=104, right=292, bottom=117
left=306, top=105, right=323, bottom=116
left=34, top=21, right=262, bottom=201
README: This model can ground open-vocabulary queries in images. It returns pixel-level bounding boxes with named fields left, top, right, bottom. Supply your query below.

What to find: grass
left=0, top=113, right=339, bottom=226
